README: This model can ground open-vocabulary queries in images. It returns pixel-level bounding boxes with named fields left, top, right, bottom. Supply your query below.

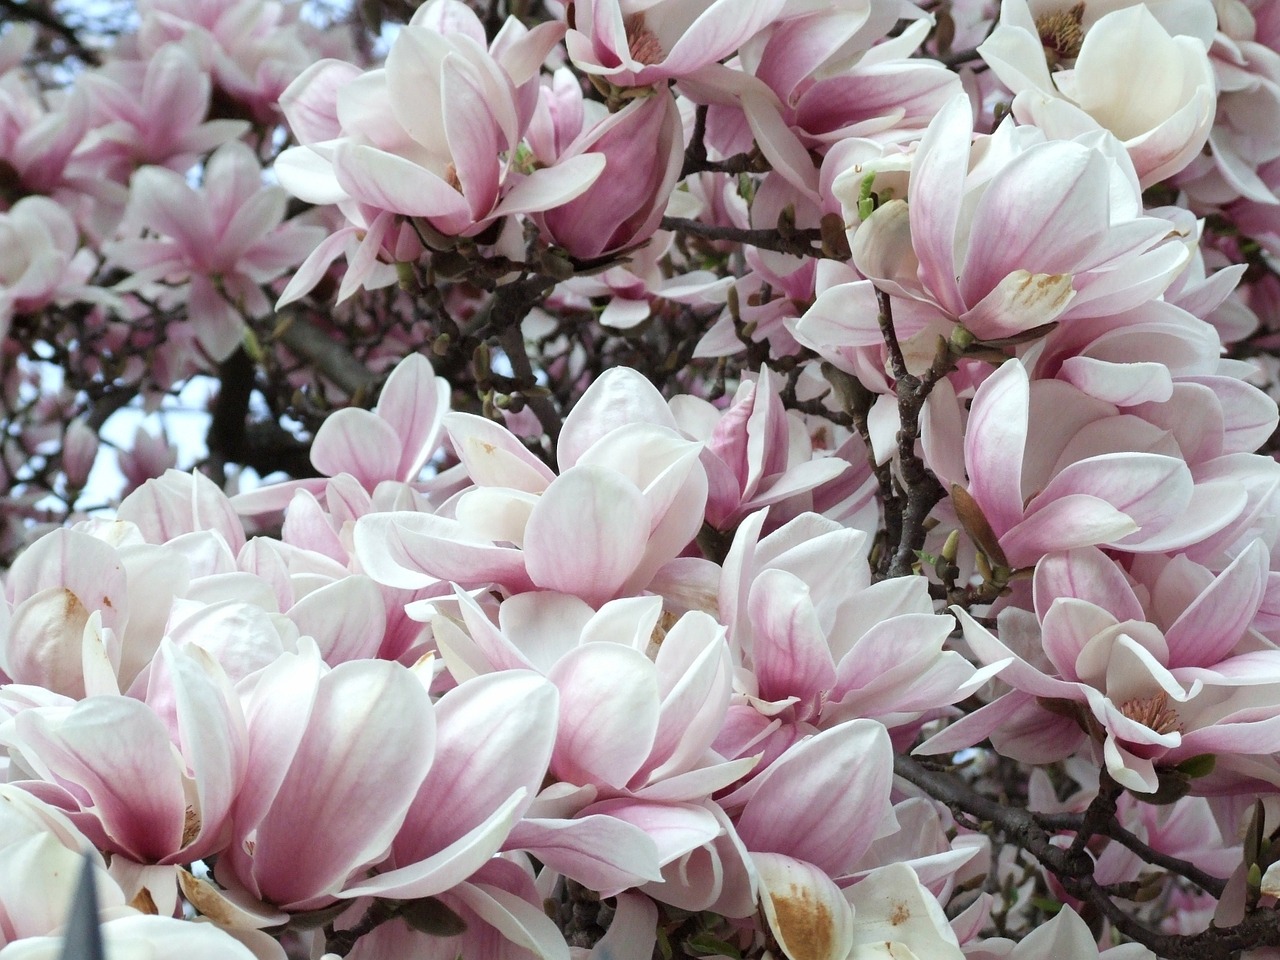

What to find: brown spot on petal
left=889, top=900, right=911, bottom=926
left=625, top=14, right=665, bottom=65
left=61, top=589, right=88, bottom=626
left=769, top=884, right=835, bottom=960
left=129, top=886, right=159, bottom=914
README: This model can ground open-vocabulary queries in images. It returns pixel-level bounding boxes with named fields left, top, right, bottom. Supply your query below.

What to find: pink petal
left=548, top=642, right=659, bottom=789
left=735, top=719, right=892, bottom=875
left=965, top=359, right=1030, bottom=537
left=395, top=671, right=557, bottom=863
left=376, top=354, right=449, bottom=481
left=250, top=659, right=435, bottom=907
left=748, top=569, right=837, bottom=707
left=1164, top=539, right=1269, bottom=668
left=310, top=408, right=402, bottom=486
left=524, top=466, right=649, bottom=606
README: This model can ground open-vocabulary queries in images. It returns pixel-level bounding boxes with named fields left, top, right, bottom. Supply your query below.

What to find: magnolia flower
left=354, top=369, right=709, bottom=608
left=533, top=87, right=684, bottom=260
left=565, top=0, right=787, bottom=87
left=0, top=785, right=129, bottom=947
left=835, top=95, right=1190, bottom=343
left=922, top=359, right=1237, bottom=569
left=0, top=195, right=103, bottom=338
left=978, top=0, right=1216, bottom=186
left=76, top=43, right=249, bottom=177
left=275, top=0, right=604, bottom=249
left=0, top=640, right=248, bottom=916
left=106, top=140, right=326, bottom=362
left=920, top=541, right=1280, bottom=793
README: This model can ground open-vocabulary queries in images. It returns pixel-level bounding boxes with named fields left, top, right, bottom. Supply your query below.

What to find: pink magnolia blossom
left=978, top=0, right=1215, bottom=187
left=564, top=0, right=787, bottom=88
left=919, top=540, right=1280, bottom=793
left=669, top=368, right=850, bottom=530
left=922, top=359, right=1236, bottom=569
left=0, top=785, right=129, bottom=947
left=210, top=644, right=436, bottom=914
left=354, top=369, right=708, bottom=608
left=714, top=510, right=992, bottom=770
left=0, top=639, right=247, bottom=916
left=129, top=0, right=326, bottom=123
left=76, top=43, right=250, bottom=179
left=274, top=0, right=605, bottom=252
left=428, top=587, right=746, bottom=904
left=0, top=196, right=104, bottom=338
left=106, top=140, right=326, bottom=362
left=724, top=721, right=901, bottom=960
left=533, top=87, right=684, bottom=260
left=838, top=94, right=1191, bottom=343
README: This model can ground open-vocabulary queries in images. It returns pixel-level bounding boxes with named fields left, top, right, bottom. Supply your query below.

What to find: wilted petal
left=754, top=852, right=855, bottom=960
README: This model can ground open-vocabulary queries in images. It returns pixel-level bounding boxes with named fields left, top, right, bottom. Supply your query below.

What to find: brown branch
left=0, top=0, right=101, bottom=64
left=275, top=311, right=377, bottom=398
left=895, top=754, right=1277, bottom=960
left=660, top=216, right=825, bottom=259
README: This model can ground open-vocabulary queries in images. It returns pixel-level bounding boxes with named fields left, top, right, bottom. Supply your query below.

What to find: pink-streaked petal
left=548, top=642, right=659, bottom=789
left=495, top=591, right=594, bottom=671
left=251, top=659, right=435, bottom=907
left=287, top=576, right=385, bottom=664
left=7, top=697, right=184, bottom=862
left=449, top=879, right=571, bottom=960
left=644, top=612, right=732, bottom=781
left=964, top=359, right=1029, bottom=536
left=1000, top=494, right=1137, bottom=569
left=333, top=143, right=471, bottom=219
left=376, top=354, right=450, bottom=481
left=1039, top=598, right=1119, bottom=682
left=445, top=411, right=556, bottom=492
left=557, top=367, right=678, bottom=468
left=310, top=408, right=402, bottom=486
left=340, top=789, right=527, bottom=900
left=747, top=570, right=839, bottom=706
left=494, top=153, right=606, bottom=218
left=736, top=719, right=892, bottom=876
left=908, top=95, right=972, bottom=317
left=1033, top=546, right=1144, bottom=622
left=396, top=670, right=557, bottom=863
left=524, top=466, right=649, bottom=607
left=1164, top=539, right=1269, bottom=668
left=507, top=814, right=663, bottom=893
left=585, top=799, right=721, bottom=886
left=353, top=512, right=534, bottom=592
left=154, top=641, right=243, bottom=858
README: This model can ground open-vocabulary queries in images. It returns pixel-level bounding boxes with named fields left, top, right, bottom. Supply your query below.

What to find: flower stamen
left=1036, top=3, right=1086, bottom=66
left=1118, top=691, right=1181, bottom=735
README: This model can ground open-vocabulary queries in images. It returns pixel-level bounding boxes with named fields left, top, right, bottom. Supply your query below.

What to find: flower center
left=625, top=15, right=665, bottom=65
left=1035, top=2, right=1086, bottom=66
left=1118, top=691, right=1181, bottom=735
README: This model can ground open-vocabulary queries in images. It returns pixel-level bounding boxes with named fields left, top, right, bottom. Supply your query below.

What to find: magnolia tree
left=4, top=0, right=1280, bottom=958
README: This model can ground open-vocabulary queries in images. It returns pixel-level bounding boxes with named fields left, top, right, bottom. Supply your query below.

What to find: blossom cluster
left=3, top=0, right=1280, bottom=958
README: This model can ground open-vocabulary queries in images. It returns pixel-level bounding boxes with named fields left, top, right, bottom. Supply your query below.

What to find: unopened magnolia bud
left=62, top=418, right=98, bottom=490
